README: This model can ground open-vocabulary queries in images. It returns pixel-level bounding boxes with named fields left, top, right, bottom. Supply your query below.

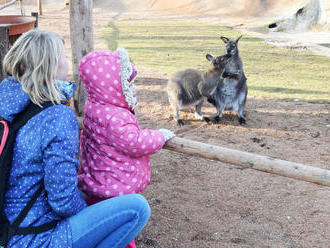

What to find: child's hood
left=79, top=48, right=136, bottom=110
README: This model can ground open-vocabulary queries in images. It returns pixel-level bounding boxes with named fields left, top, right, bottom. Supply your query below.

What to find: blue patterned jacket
left=0, top=77, right=86, bottom=248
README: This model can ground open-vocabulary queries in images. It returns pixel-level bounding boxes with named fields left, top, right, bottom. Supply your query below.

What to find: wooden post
left=19, top=0, right=23, bottom=15
left=31, top=12, right=39, bottom=28
left=38, top=0, right=42, bottom=15
left=164, top=137, right=330, bottom=187
left=0, top=27, right=9, bottom=82
left=69, top=0, right=93, bottom=117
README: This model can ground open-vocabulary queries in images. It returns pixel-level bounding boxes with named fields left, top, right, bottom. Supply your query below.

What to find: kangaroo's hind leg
left=213, top=95, right=227, bottom=124
left=237, top=105, right=246, bottom=125
left=171, top=104, right=184, bottom=126
left=168, top=91, right=185, bottom=126
left=237, top=92, right=246, bottom=125
left=195, top=99, right=211, bottom=123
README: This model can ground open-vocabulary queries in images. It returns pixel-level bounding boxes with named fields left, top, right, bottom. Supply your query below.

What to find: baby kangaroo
left=207, top=35, right=248, bottom=125
left=167, top=53, right=231, bottom=126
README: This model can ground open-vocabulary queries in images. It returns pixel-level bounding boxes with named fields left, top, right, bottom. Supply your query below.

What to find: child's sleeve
left=107, top=111, right=166, bottom=158
left=42, top=106, right=87, bottom=217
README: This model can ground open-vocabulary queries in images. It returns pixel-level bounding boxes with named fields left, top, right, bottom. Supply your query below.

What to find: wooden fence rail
left=164, top=137, right=330, bottom=187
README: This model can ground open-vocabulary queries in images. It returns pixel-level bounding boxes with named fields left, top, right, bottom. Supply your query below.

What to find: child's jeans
left=68, top=194, right=150, bottom=248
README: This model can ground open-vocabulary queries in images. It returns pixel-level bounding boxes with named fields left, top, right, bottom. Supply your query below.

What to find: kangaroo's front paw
left=203, top=116, right=212, bottom=124
left=239, top=117, right=246, bottom=125
left=212, top=116, right=221, bottom=124
left=177, top=119, right=185, bottom=126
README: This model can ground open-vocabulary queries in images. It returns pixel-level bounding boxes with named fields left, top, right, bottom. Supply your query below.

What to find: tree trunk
left=164, top=137, right=330, bottom=187
left=38, top=0, right=42, bottom=15
left=0, top=27, right=9, bottom=82
left=69, top=0, right=93, bottom=117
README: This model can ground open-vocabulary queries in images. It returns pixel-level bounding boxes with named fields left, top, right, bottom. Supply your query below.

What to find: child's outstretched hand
left=158, top=129, right=175, bottom=142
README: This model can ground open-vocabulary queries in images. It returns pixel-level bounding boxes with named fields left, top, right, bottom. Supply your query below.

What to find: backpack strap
left=1, top=101, right=56, bottom=247
left=11, top=101, right=54, bottom=131
left=0, top=121, right=9, bottom=157
left=8, top=183, right=57, bottom=237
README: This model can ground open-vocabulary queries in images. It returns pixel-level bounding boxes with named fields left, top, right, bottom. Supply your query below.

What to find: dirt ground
left=133, top=66, right=330, bottom=248
left=2, top=1, right=330, bottom=247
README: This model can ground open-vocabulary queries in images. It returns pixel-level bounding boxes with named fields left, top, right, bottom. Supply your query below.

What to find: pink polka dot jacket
left=78, top=48, right=166, bottom=200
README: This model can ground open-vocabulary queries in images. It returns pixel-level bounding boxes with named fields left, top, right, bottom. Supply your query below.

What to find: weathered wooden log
left=164, top=137, right=330, bottom=187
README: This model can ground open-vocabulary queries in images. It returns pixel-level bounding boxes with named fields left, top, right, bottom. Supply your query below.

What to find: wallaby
left=167, top=53, right=231, bottom=126
left=207, top=35, right=248, bottom=125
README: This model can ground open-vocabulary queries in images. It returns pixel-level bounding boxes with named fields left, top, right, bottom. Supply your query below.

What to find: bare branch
left=0, top=0, right=17, bottom=11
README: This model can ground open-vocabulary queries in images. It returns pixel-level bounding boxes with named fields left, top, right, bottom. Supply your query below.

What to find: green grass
left=103, top=19, right=330, bottom=103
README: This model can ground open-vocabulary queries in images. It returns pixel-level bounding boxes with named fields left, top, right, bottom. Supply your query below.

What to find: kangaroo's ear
left=206, top=54, right=214, bottom=61
left=220, top=36, right=230, bottom=44
left=236, top=35, right=243, bottom=43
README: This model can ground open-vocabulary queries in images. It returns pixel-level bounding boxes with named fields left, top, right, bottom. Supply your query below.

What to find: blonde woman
left=0, top=29, right=150, bottom=248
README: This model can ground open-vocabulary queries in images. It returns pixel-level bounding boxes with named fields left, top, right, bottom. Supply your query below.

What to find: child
left=78, top=48, right=174, bottom=248
left=2, top=30, right=154, bottom=248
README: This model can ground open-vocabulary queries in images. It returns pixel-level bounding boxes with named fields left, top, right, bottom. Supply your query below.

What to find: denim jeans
left=68, top=194, right=150, bottom=248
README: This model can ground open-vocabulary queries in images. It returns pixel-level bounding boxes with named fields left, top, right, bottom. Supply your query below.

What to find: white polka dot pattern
left=78, top=96, right=166, bottom=199
left=78, top=50, right=164, bottom=199
left=1, top=77, right=86, bottom=248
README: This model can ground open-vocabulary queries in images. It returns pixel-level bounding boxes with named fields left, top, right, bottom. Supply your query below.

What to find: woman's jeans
left=68, top=194, right=150, bottom=248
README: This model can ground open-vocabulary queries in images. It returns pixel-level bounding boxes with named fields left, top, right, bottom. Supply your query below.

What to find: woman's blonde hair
left=3, top=29, right=65, bottom=105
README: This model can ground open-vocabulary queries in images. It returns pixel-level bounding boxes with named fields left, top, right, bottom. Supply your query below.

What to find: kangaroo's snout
left=215, top=54, right=231, bottom=66
left=207, top=53, right=231, bottom=70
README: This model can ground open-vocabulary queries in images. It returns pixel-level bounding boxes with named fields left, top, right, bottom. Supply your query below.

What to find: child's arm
left=107, top=111, right=167, bottom=157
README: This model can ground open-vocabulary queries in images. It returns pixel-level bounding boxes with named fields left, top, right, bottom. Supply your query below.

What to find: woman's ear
left=56, top=50, right=69, bottom=81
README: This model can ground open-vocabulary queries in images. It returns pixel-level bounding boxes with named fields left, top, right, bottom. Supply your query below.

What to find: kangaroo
left=207, top=35, right=248, bottom=125
left=167, top=53, right=231, bottom=126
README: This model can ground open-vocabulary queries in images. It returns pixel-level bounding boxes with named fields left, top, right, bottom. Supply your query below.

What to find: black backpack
left=0, top=102, right=58, bottom=247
